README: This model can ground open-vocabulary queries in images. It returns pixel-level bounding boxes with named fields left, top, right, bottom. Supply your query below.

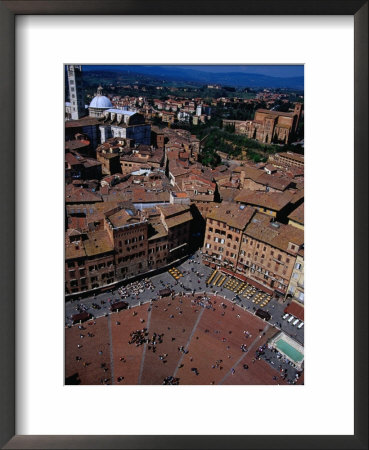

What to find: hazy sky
left=172, top=65, right=304, bottom=77
left=83, top=65, right=303, bottom=78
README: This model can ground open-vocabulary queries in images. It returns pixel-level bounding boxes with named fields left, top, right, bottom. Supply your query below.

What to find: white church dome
left=89, top=95, right=112, bottom=109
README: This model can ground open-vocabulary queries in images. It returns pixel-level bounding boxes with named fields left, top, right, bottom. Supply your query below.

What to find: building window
left=295, top=263, right=302, bottom=270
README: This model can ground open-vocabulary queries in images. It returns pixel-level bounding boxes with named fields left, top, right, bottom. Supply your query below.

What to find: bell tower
left=293, top=102, right=303, bottom=133
left=67, top=65, right=86, bottom=120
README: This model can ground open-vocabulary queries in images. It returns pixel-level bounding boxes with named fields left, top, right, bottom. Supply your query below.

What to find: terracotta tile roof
left=291, top=188, right=304, bottom=204
left=288, top=202, right=304, bottom=225
left=148, top=221, right=168, bottom=241
left=65, top=186, right=103, bottom=204
left=107, top=208, right=141, bottom=228
left=241, top=167, right=264, bottom=182
left=65, top=140, right=90, bottom=151
left=255, top=173, right=292, bottom=191
left=169, top=164, right=190, bottom=178
left=65, top=152, right=82, bottom=166
left=245, top=212, right=304, bottom=253
left=165, top=211, right=193, bottom=228
left=219, top=187, right=239, bottom=202
left=132, top=190, right=169, bottom=204
left=173, top=192, right=188, bottom=199
left=207, top=202, right=255, bottom=230
left=65, top=117, right=101, bottom=128
left=84, top=230, right=114, bottom=257
left=234, top=190, right=294, bottom=212
left=158, top=204, right=190, bottom=218
left=167, top=151, right=180, bottom=161
left=186, top=174, right=216, bottom=190
left=284, top=300, right=304, bottom=321
left=188, top=193, right=214, bottom=202
left=65, top=239, right=86, bottom=260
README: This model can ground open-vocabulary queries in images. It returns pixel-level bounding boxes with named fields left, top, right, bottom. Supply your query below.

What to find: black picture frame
left=0, top=1, right=367, bottom=449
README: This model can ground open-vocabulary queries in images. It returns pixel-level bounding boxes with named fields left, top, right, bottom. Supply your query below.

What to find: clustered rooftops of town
left=65, top=65, right=304, bottom=307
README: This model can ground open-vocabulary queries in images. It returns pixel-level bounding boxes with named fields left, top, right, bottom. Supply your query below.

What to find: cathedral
left=65, top=66, right=151, bottom=146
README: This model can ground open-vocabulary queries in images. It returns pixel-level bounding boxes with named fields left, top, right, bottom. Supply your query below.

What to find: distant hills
left=83, top=65, right=304, bottom=90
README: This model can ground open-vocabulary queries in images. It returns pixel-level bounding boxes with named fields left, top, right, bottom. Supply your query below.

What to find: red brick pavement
left=110, top=307, right=149, bottom=385
left=139, top=295, right=199, bottom=385
left=222, top=326, right=287, bottom=385
left=65, top=295, right=303, bottom=385
left=177, top=297, right=274, bottom=385
left=65, top=317, right=112, bottom=385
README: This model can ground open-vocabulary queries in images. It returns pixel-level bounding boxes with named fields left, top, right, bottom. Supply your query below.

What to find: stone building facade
left=65, top=230, right=115, bottom=294
left=65, top=203, right=193, bottom=296
left=238, top=213, right=303, bottom=296
left=287, top=251, right=304, bottom=303
left=105, top=209, right=149, bottom=280
left=202, top=204, right=304, bottom=297
left=99, top=110, right=151, bottom=145
left=272, top=151, right=304, bottom=169
left=202, top=203, right=255, bottom=272
left=223, top=103, right=303, bottom=144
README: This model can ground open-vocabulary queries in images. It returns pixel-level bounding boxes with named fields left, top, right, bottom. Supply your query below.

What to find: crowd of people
left=162, top=376, right=179, bottom=385
left=118, top=278, right=155, bottom=299
left=191, top=295, right=214, bottom=310
left=128, top=328, right=164, bottom=355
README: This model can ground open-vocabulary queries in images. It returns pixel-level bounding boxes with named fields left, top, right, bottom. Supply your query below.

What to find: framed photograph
left=1, top=1, right=367, bottom=449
